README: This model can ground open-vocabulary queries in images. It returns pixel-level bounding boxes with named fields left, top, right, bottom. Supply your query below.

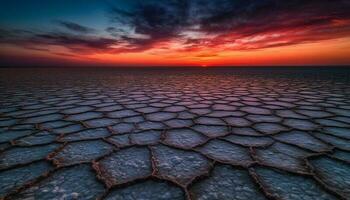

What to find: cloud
left=108, top=0, right=189, bottom=46
left=1, top=0, right=350, bottom=56
left=189, top=0, right=350, bottom=33
left=34, top=33, right=116, bottom=51
left=0, top=29, right=119, bottom=54
left=105, top=0, right=350, bottom=52
left=54, top=20, right=96, bottom=34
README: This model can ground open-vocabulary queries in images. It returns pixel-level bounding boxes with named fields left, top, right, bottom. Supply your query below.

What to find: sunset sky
left=1, top=0, right=350, bottom=67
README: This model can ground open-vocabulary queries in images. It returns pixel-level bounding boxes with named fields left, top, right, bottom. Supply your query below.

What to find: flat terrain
left=0, top=68, right=350, bottom=200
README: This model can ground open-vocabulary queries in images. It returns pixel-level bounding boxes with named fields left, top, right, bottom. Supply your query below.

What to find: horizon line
left=1, top=65, right=350, bottom=69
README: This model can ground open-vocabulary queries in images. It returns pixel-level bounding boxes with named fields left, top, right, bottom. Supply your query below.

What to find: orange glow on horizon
left=1, top=0, right=350, bottom=67
left=1, top=37, right=350, bottom=67
left=84, top=37, right=350, bottom=66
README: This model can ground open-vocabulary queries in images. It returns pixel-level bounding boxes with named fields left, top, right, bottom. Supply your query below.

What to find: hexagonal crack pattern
left=1, top=68, right=350, bottom=199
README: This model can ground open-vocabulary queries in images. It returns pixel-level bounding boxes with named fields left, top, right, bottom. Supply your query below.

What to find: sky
left=1, top=0, right=350, bottom=67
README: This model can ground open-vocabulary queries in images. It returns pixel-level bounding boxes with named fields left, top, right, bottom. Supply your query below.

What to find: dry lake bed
left=0, top=67, right=350, bottom=200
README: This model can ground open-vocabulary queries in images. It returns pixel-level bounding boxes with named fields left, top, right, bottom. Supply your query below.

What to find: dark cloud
left=109, top=0, right=189, bottom=46
left=194, top=0, right=350, bottom=34
left=32, top=32, right=121, bottom=54
left=0, top=29, right=9, bottom=39
left=105, top=0, right=350, bottom=51
left=0, top=28, right=33, bottom=39
left=54, top=20, right=96, bottom=34
left=0, top=29, right=118, bottom=54
left=1, top=0, right=350, bottom=55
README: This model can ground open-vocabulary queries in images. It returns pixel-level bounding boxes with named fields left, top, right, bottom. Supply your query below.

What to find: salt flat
left=0, top=68, right=349, bottom=200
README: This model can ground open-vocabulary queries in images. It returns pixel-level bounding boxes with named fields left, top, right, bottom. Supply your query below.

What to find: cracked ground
left=0, top=68, right=350, bottom=200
